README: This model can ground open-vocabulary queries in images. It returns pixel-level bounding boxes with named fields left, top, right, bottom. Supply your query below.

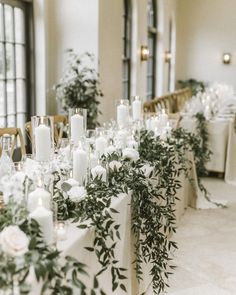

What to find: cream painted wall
left=98, top=0, right=123, bottom=123
left=34, top=0, right=99, bottom=115
left=176, top=0, right=236, bottom=89
left=99, top=0, right=179, bottom=123
left=34, top=0, right=179, bottom=122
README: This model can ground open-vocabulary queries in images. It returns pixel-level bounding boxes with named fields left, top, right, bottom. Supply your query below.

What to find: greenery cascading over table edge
left=0, top=120, right=214, bottom=294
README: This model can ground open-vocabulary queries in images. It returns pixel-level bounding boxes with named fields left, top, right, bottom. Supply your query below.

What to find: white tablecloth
left=181, top=117, right=236, bottom=185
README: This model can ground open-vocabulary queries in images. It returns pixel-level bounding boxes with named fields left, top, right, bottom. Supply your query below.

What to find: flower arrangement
left=55, top=49, right=103, bottom=129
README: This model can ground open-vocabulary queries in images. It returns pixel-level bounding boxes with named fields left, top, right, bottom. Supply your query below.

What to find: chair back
left=0, top=128, right=26, bottom=159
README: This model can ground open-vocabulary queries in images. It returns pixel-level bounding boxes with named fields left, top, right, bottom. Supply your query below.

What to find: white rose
left=109, top=161, right=122, bottom=171
left=141, top=164, right=154, bottom=178
left=105, top=145, right=117, bottom=155
left=91, top=165, right=107, bottom=182
left=65, top=178, right=79, bottom=187
left=122, top=148, right=140, bottom=162
left=67, top=186, right=87, bottom=203
left=0, top=225, right=29, bottom=257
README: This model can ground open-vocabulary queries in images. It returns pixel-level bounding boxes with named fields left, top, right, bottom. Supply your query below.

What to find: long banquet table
left=55, top=156, right=199, bottom=295
left=180, top=116, right=236, bottom=185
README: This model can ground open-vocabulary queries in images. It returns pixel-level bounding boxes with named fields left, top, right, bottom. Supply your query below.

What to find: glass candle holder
left=72, top=140, right=88, bottom=186
left=116, top=99, right=129, bottom=128
left=31, top=116, right=54, bottom=162
left=131, top=96, right=142, bottom=121
left=95, top=127, right=108, bottom=159
left=69, top=108, right=87, bottom=146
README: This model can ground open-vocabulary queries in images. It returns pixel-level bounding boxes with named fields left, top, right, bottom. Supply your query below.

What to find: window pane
left=0, top=81, right=5, bottom=115
left=0, top=4, right=3, bottom=41
left=0, top=117, right=5, bottom=127
left=14, top=8, right=25, bottom=43
left=0, top=43, right=4, bottom=78
left=7, top=114, right=15, bottom=127
left=7, top=80, right=15, bottom=115
left=4, top=5, right=14, bottom=42
left=16, top=44, right=25, bottom=78
left=16, top=79, right=26, bottom=112
left=6, top=43, right=14, bottom=78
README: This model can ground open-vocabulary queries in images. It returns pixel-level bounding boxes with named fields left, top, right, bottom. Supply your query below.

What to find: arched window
left=147, top=0, right=157, bottom=100
left=0, top=0, right=34, bottom=131
left=122, top=0, right=132, bottom=100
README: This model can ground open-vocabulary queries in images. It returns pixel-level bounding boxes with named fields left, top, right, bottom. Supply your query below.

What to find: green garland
left=0, top=122, right=215, bottom=294
left=0, top=200, right=97, bottom=295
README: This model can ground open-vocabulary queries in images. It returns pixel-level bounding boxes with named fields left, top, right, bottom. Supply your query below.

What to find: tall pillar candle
left=73, top=147, right=88, bottom=185
left=117, top=104, right=129, bottom=127
left=132, top=99, right=142, bottom=121
left=28, top=187, right=51, bottom=212
left=95, top=136, right=107, bottom=158
left=71, top=114, right=84, bottom=145
left=29, top=201, right=54, bottom=244
left=35, top=124, right=51, bottom=162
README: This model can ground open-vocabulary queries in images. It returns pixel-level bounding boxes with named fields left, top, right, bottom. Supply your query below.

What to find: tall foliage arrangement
left=55, top=49, right=103, bottom=129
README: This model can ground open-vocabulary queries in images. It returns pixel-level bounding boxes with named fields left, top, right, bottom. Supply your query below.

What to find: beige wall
left=176, top=0, right=236, bottom=89
left=34, top=0, right=179, bottom=122
left=99, top=0, right=178, bottom=123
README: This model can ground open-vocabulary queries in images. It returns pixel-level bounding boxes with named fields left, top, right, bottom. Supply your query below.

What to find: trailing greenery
left=53, top=170, right=128, bottom=294
left=0, top=200, right=99, bottom=295
left=178, top=78, right=206, bottom=96
left=55, top=49, right=103, bottom=129
left=193, top=112, right=212, bottom=177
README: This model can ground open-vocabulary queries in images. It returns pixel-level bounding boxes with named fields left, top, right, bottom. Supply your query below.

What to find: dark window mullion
left=2, top=3, right=7, bottom=123
left=12, top=6, right=17, bottom=123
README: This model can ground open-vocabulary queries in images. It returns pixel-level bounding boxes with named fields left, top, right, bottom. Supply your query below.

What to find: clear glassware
left=116, top=99, right=130, bottom=128
left=31, top=116, right=54, bottom=162
left=69, top=108, right=87, bottom=146
left=0, top=135, right=14, bottom=179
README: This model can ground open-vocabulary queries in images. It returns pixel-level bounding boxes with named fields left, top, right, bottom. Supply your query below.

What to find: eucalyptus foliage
left=55, top=49, right=103, bottom=129
left=0, top=200, right=97, bottom=295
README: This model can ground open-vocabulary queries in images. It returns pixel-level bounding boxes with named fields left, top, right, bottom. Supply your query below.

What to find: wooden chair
left=174, top=87, right=192, bottom=112
left=0, top=128, right=26, bottom=159
left=25, top=115, right=68, bottom=148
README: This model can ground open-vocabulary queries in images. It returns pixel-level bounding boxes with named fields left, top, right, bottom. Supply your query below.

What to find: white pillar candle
left=132, top=100, right=142, bottom=121
left=29, top=201, right=54, bottom=244
left=95, top=136, right=107, bottom=158
left=90, top=153, right=99, bottom=169
left=56, top=222, right=67, bottom=241
left=160, top=110, right=168, bottom=127
left=71, top=114, right=84, bottom=145
left=117, top=104, right=129, bottom=127
left=117, top=130, right=128, bottom=149
left=28, top=187, right=51, bottom=212
left=91, top=165, right=107, bottom=182
left=73, top=148, right=88, bottom=185
left=35, top=124, right=51, bottom=162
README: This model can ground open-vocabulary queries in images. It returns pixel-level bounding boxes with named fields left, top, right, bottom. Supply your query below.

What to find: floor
left=167, top=177, right=236, bottom=295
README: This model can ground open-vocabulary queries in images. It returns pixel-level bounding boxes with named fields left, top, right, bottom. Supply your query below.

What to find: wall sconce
left=140, top=45, right=149, bottom=61
left=164, top=51, right=172, bottom=63
left=222, top=53, right=231, bottom=64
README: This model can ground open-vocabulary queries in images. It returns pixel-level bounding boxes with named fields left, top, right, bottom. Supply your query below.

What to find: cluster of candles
left=27, top=95, right=172, bottom=243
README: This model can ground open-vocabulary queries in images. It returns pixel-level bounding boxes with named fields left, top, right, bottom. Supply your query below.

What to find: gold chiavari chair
left=0, top=128, right=26, bottom=159
left=25, top=115, right=68, bottom=148
left=174, top=87, right=192, bottom=112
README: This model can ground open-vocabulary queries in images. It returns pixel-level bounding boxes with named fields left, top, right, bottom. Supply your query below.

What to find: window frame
left=122, top=0, right=132, bottom=100
left=146, top=0, right=157, bottom=101
left=0, top=0, right=34, bottom=129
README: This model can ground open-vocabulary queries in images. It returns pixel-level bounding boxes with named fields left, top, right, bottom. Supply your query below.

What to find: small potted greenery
left=55, top=49, right=103, bottom=129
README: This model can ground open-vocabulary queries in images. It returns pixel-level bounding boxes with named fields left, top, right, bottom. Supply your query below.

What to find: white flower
left=0, top=225, right=29, bottom=257
left=65, top=178, right=79, bottom=187
left=141, top=164, right=154, bottom=178
left=105, top=145, right=117, bottom=155
left=109, top=161, right=122, bottom=171
left=67, top=186, right=87, bottom=203
left=122, top=148, right=140, bottom=162
left=91, top=165, right=107, bottom=182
